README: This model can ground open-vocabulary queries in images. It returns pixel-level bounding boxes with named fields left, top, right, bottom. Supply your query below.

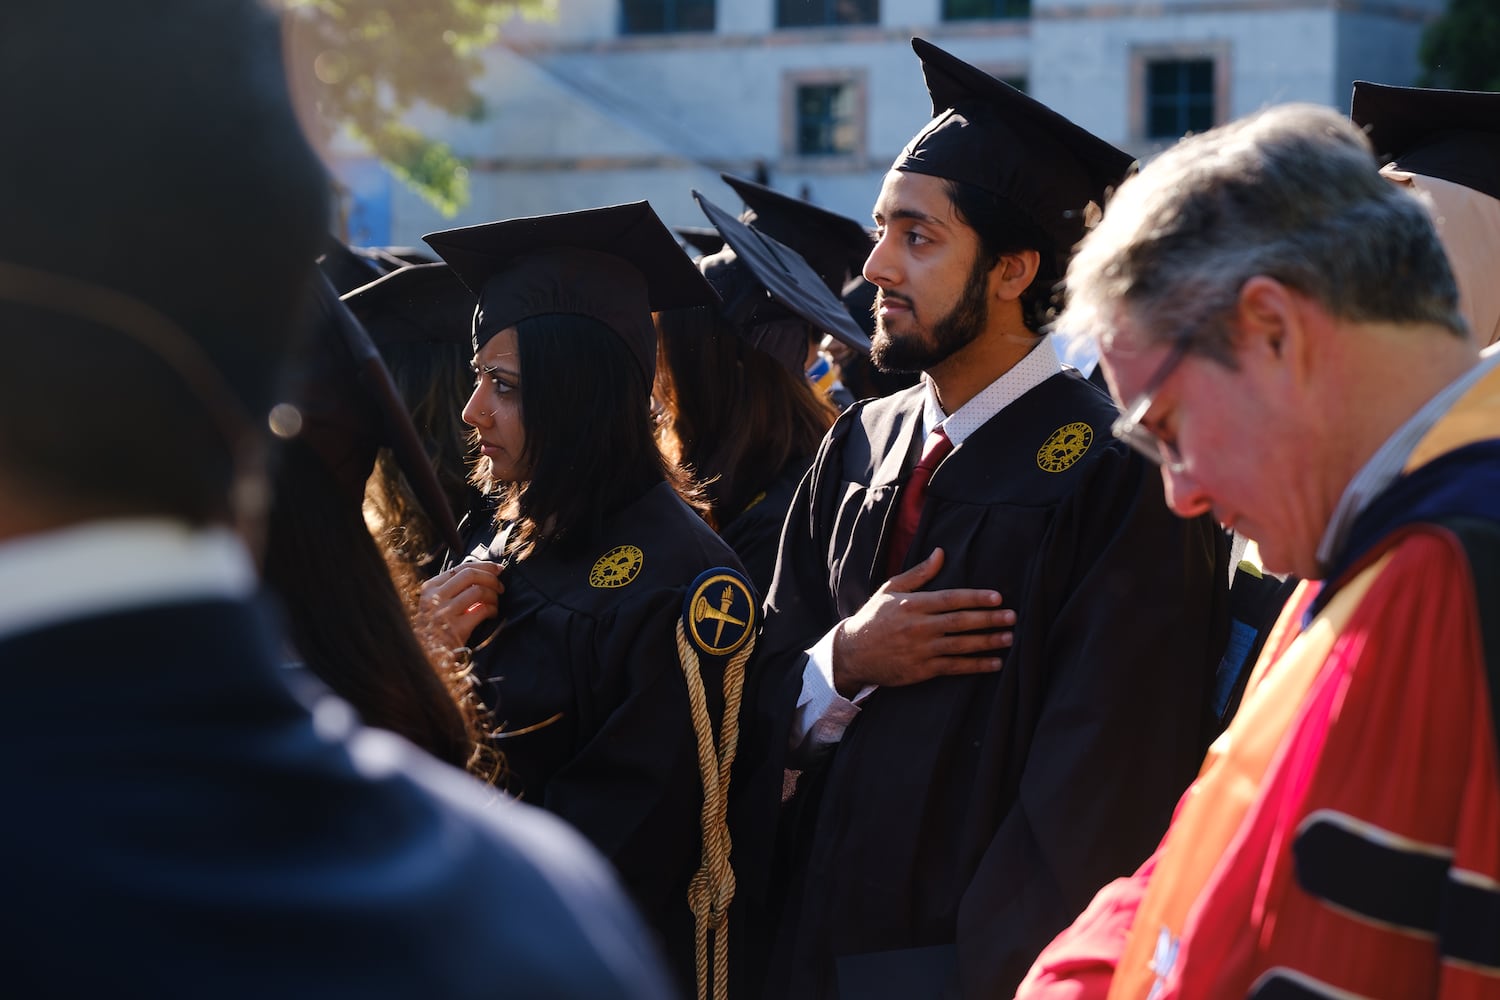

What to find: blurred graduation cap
left=286, top=273, right=464, bottom=555
left=719, top=174, right=875, bottom=296
left=423, top=202, right=719, bottom=386
left=320, top=239, right=395, bottom=296
left=675, top=226, right=727, bottom=258
left=692, top=190, right=871, bottom=373
left=1350, top=81, right=1500, bottom=200
left=341, top=262, right=476, bottom=349
left=894, top=38, right=1136, bottom=267
left=369, top=245, right=439, bottom=269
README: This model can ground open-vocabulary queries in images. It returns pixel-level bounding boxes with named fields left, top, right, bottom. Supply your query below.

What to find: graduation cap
left=341, top=262, right=476, bottom=349
left=288, top=273, right=464, bottom=556
left=719, top=174, right=875, bottom=296
left=693, top=190, right=872, bottom=374
left=893, top=38, right=1136, bottom=265
left=1350, top=81, right=1500, bottom=201
left=423, top=202, right=720, bottom=386
left=675, top=225, right=726, bottom=258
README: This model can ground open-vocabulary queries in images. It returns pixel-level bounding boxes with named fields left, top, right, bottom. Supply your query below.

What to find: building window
left=776, top=0, right=878, bottom=29
left=796, top=82, right=858, bottom=156
left=783, top=69, right=867, bottom=167
left=1145, top=59, right=1215, bottom=139
left=941, top=0, right=1029, bottom=20
left=620, top=0, right=715, bottom=34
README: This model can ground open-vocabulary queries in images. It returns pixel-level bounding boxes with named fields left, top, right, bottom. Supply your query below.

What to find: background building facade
left=341, top=0, right=1446, bottom=245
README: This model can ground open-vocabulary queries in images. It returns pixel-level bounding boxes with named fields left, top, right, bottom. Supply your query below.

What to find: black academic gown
left=469, top=481, right=747, bottom=991
left=2, top=595, right=674, bottom=999
left=741, top=372, right=1228, bottom=999
left=719, top=457, right=811, bottom=598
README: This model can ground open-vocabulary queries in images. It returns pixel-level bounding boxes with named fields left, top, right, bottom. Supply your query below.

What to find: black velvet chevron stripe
left=1442, top=871, right=1500, bottom=972
left=1435, top=519, right=1500, bottom=974
left=1439, top=517, right=1500, bottom=772
left=1248, top=968, right=1367, bottom=999
left=1293, top=813, right=1448, bottom=934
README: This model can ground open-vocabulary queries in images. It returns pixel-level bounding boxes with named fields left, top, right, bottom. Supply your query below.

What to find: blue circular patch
left=681, top=567, right=757, bottom=658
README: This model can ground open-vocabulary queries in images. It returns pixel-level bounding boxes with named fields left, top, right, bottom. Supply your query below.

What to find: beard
left=870, top=252, right=992, bottom=373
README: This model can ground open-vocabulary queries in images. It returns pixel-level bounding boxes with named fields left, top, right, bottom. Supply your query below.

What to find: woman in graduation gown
left=418, top=202, right=752, bottom=991
left=654, top=192, right=870, bottom=595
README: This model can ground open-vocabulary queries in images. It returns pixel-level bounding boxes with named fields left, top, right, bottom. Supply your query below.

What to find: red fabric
left=1179, top=527, right=1500, bottom=999
left=884, top=426, right=953, bottom=578
left=1016, top=527, right=1500, bottom=999
left=1014, top=862, right=1155, bottom=1000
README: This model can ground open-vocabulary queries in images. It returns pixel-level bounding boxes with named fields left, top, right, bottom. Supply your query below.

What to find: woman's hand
left=418, top=561, right=505, bottom=648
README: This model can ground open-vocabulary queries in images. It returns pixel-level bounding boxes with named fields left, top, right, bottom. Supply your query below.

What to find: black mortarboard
left=291, top=274, right=464, bottom=555
left=341, top=262, right=476, bottom=349
left=675, top=226, right=727, bottom=258
left=719, top=174, right=875, bottom=296
left=424, top=202, right=718, bottom=386
left=1350, top=81, right=1500, bottom=201
left=693, top=190, right=871, bottom=373
left=893, top=38, right=1135, bottom=264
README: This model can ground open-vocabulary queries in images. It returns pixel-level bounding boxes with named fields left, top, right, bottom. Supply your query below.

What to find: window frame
left=781, top=68, right=869, bottom=171
left=940, top=0, right=1030, bottom=22
left=1129, top=42, right=1230, bottom=147
left=619, top=0, right=716, bottom=36
left=774, top=0, right=879, bottom=30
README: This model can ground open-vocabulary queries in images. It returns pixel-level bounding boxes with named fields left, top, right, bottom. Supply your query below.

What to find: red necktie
left=885, top=426, right=954, bottom=578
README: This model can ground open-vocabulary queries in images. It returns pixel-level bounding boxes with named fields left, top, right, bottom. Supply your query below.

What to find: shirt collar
left=920, top=335, right=1063, bottom=443
left=1315, top=348, right=1500, bottom=571
left=0, top=519, right=256, bottom=642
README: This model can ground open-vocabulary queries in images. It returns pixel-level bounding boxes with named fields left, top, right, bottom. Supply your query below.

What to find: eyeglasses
left=1109, top=338, right=1191, bottom=474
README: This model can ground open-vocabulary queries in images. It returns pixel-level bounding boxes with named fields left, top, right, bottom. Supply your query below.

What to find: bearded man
left=731, top=39, right=1230, bottom=1000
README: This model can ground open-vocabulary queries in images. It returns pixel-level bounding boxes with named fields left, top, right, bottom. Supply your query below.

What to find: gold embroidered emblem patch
left=1037, top=421, right=1093, bottom=473
left=684, top=570, right=757, bottom=658
left=589, top=545, right=644, bottom=589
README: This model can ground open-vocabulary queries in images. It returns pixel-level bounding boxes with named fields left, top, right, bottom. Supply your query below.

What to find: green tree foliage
left=1418, top=0, right=1500, bottom=92
left=283, top=0, right=552, bottom=216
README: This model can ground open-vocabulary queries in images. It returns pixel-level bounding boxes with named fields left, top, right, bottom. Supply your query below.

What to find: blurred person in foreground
left=264, top=274, right=489, bottom=774
left=342, top=261, right=495, bottom=579
left=0, top=3, right=675, bottom=996
left=1016, top=103, right=1500, bottom=1000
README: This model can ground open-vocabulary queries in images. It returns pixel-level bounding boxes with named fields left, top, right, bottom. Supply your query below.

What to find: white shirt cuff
left=788, top=625, right=876, bottom=756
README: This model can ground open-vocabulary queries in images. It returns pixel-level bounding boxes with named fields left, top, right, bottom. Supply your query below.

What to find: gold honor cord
left=676, top=616, right=753, bottom=1000
left=0, top=259, right=266, bottom=530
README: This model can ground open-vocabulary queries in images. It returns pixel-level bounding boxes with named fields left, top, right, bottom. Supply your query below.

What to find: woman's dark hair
left=364, top=338, right=487, bottom=578
left=498, top=312, right=704, bottom=558
left=265, top=437, right=489, bottom=773
left=944, top=178, right=1063, bottom=333
left=654, top=305, right=836, bottom=529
